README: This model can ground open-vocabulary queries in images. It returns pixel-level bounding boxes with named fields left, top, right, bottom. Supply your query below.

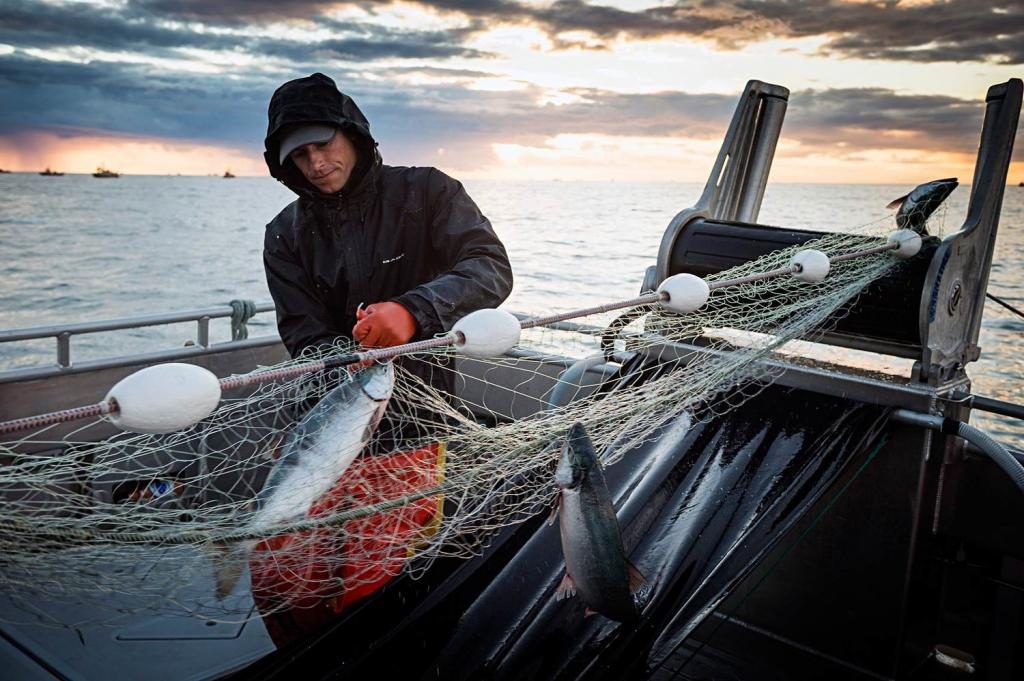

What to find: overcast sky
left=0, top=0, right=1020, bottom=182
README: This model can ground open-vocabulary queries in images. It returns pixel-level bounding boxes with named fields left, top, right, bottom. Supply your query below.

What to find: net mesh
left=0, top=227, right=904, bottom=626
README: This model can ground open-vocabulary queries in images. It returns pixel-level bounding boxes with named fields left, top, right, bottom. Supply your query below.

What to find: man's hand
left=352, top=302, right=418, bottom=348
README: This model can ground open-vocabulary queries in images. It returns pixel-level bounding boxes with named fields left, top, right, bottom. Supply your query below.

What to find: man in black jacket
left=257, top=73, right=511, bottom=635
left=262, top=73, right=513, bottom=399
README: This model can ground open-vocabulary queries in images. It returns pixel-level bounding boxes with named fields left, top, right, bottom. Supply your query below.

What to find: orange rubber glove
left=352, top=302, right=418, bottom=348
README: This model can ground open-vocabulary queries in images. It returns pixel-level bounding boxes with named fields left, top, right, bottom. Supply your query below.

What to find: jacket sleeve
left=263, top=212, right=342, bottom=357
left=392, top=169, right=514, bottom=338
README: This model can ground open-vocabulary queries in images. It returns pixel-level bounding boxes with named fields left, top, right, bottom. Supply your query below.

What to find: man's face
left=289, top=130, right=358, bottom=194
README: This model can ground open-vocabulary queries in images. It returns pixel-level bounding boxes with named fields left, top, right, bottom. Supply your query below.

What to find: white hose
left=954, top=420, right=1024, bottom=495
left=548, top=354, right=609, bottom=409
left=892, top=409, right=1024, bottom=495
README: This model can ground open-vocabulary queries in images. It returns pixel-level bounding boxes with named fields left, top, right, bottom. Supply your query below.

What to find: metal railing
left=0, top=302, right=279, bottom=383
left=0, top=304, right=609, bottom=386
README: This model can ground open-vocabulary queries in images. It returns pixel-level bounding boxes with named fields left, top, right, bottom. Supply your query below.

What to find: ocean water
left=0, top=173, right=1021, bottom=443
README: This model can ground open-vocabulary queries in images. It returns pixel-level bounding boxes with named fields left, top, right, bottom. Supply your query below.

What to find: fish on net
left=0, top=224, right=907, bottom=627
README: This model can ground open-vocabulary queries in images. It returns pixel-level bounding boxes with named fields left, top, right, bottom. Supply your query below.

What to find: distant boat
left=223, top=170, right=236, bottom=178
left=40, top=168, right=64, bottom=177
left=93, top=167, right=119, bottom=178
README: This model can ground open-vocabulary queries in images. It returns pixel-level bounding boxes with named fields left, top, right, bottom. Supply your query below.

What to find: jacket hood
left=264, top=72, right=381, bottom=200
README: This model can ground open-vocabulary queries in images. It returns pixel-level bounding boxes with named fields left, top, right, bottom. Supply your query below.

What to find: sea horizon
left=4, top=170, right=1024, bottom=186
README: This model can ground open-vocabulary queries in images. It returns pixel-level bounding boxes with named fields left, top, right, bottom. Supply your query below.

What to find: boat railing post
left=197, top=316, right=211, bottom=348
left=57, top=331, right=71, bottom=368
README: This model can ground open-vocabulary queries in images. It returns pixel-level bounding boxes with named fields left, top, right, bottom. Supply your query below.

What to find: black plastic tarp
left=238, top=384, right=889, bottom=680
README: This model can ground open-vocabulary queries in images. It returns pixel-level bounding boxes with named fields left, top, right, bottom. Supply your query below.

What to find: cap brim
left=279, top=125, right=337, bottom=164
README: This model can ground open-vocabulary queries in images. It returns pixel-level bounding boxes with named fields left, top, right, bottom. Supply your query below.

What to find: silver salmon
left=554, top=421, right=648, bottom=623
left=886, top=177, right=958, bottom=235
left=213, top=360, right=394, bottom=597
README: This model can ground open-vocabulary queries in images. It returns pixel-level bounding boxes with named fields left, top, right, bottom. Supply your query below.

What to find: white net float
left=657, top=273, right=710, bottom=314
left=105, top=363, right=222, bottom=433
left=452, top=308, right=522, bottom=358
left=887, top=229, right=923, bottom=259
left=790, top=249, right=831, bottom=283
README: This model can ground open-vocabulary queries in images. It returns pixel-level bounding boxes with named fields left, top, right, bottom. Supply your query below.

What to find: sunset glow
left=0, top=1, right=1020, bottom=182
left=0, top=130, right=266, bottom=176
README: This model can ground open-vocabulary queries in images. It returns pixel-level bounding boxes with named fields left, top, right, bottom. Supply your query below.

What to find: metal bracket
left=655, top=80, right=790, bottom=283
left=918, top=79, right=1022, bottom=385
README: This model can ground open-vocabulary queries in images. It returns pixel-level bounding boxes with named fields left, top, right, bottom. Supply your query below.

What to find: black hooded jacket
left=262, top=74, right=513, bottom=381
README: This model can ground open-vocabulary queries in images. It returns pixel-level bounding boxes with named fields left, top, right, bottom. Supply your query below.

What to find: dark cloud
left=0, top=0, right=1016, bottom=170
left=366, top=86, right=738, bottom=166
left=324, top=76, right=1008, bottom=166
left=133, top=0, right=341, bottom=23
left=783, top=88, right=991, bottom=155
left=2, top=1, right=1017, bottom=72
left=0, top=0, right=230, bottom=54
left=485, top=0, right=1023, bottom=65
left=0, top=0, right=486, bottom=65
left=0, top=52, right=514, bottom=157
left=256, top=32, right=485, bottom=62
left=0, top=45, right=1005, bottom=163
left=0, top=55, right=281, bottom=144
left=381, top=65, right=500, bottom=80
left=431, top=0, right=1023, bottom=65
left=742, top=1, right=1024, bottom=65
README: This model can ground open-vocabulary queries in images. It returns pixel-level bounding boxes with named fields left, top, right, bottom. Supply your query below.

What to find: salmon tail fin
left=627, top=561, right=652, bottom=608
left=555, top=572, right=577, bottom=601
left=886, top=194, right=908, bottom=210
left=204, top=542, right=250, bottom=600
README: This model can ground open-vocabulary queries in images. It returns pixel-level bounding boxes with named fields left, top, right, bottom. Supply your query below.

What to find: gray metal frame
left=652, top=78, right=1023, bottom=393
left=917, top=80, right=1022, bottom=384
left=655, top=79, right=790, bottom=283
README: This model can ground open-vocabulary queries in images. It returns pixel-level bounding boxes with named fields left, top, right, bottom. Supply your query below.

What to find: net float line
left=0, top=232, right=921, bottom=437
left=0, top=400, right=119, bottom=435
left=519, top=292, right=664, bottom=329
left=0, top=335, right=459, bottom=437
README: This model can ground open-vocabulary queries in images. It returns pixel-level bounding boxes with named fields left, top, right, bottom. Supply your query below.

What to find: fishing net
left=0, top=226, right=906, bottom=627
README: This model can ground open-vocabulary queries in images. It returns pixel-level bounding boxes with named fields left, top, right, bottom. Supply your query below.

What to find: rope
left=218, top=361, right=327, bottom=392
left=520, top=293, right=663, bottom=329
left=219, top=336, right=458, bottom=392
left=228, top=299, right=258, bottom=341
left=831, top=242, right=897, bottom=263
left=709, top=265, right=797, bottom=290
left=986, top=292, right=1024, bottom=321
left=0, top=400, right=116, bottom=435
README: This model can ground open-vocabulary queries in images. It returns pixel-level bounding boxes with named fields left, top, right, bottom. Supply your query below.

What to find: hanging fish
left=886, top=177, right=958, bottom=235
left=211, top=361, right=394, bottom=597
left=554, top=422, right=649, bottom=623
